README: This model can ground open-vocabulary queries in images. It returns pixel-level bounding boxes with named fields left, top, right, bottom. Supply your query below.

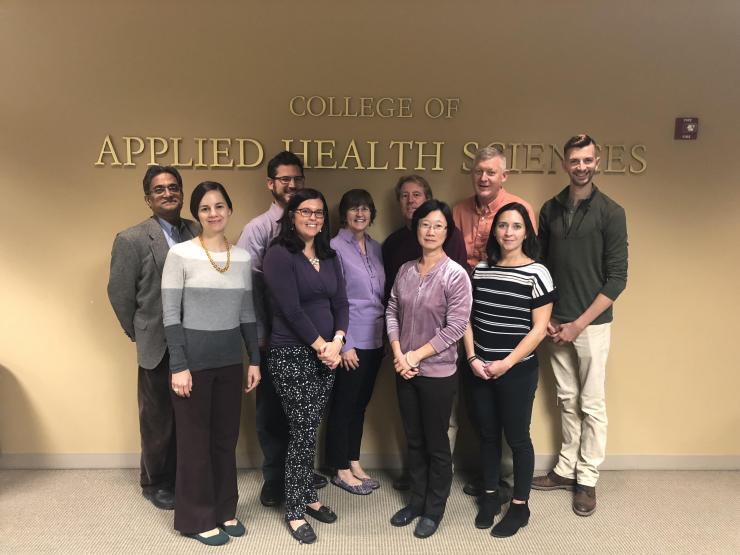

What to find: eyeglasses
left=294, top=208, right=326, bottom=219
left=272, top=175, right=305, bottom=185
left=348, top=206, right=371, bottom=213
left=472, top=169, right=499, bottom=178
left=149, top=184, right=182, bottom=195
left=419, top=222, right=447, bottom=233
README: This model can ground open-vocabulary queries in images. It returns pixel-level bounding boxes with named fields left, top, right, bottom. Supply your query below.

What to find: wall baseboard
left=1, top=452, right=738, bottom=470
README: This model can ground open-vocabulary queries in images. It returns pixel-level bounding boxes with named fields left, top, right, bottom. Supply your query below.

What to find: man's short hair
left=563, top=134, right=597, bottom=158
left=143, top=165, right=182, bottom=194
left=394, top=174, right=433, bottom=201
left=267, top=151, right=304, bottom=179
left=472, top=146, right=507, bottom=170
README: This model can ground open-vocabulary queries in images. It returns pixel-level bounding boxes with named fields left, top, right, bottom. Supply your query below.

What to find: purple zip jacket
left=386, top=254, right=472, bottom=378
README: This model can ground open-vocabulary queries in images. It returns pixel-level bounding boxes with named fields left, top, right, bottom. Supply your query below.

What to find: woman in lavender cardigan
left=385, top=199, right=472, bottom=539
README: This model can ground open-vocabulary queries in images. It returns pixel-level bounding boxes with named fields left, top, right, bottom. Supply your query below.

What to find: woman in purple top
left=263, top=189, right=349, bottom=545
left=325, top=189, right=386, bottom=496
left=385, top=199, right=473, bottom=539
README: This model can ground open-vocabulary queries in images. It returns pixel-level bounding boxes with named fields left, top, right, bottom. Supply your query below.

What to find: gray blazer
left=108, top=216, right=200, bottom=369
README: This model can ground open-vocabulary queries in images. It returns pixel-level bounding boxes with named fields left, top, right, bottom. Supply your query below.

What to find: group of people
left=108, top=134, right=628, bottom=545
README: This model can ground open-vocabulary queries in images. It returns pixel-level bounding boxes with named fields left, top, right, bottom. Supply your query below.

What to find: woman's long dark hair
left=485, top=202, right=539, bottom=266
left=272, top=188, right=336, bottom=259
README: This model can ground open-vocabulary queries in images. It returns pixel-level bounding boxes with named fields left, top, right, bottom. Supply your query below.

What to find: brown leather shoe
left=573, top=485, right=596, bottom=516
left=531, top=471, right=576, bottom=491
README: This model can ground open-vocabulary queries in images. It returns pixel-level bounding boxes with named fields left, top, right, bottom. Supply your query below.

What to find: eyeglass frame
left=293, top=208, right=326, bottom=219
left=148, top=184, right=182, bottom=196
left=271, top=175, right=306, bottom=185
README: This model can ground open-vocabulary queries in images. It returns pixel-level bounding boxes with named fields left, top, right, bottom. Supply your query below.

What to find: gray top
left=161, top=240, right=260, bottom=373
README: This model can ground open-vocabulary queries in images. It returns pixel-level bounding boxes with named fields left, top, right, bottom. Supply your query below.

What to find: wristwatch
left=333, top=334, right=346, bottom=345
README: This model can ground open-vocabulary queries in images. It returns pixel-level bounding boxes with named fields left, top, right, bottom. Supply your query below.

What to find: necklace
left=308, top=256, right=320, bottom=268
left=198, top=235, right=231, bottom=273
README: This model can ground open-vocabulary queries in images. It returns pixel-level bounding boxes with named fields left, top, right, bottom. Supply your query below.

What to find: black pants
left=255, top=349, right=290, bottom=483
left=468, top=363, right=538, bottom=501
left=396, top=372, right=457, bottom=523
left=270, top=346, right=335, bottom=521
left=138, top=352, right=176, bottom=493
left=325, top=347, right=383, bottom=469
left=171, top=364, right=243, bottom=534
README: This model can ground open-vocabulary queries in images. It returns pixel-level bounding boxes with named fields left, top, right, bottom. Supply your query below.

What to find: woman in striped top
left=162, top=182, right=260, bottom=547
left=463, top=202, right=557, bottom=538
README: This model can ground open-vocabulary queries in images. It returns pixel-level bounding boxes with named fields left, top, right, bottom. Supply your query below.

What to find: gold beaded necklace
left=198, top=235, right=231, bottom=273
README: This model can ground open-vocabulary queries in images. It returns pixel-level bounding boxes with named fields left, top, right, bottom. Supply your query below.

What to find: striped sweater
left=471, top=262, right=557, bottom=366
left=162, top=239, right=260, bottom=373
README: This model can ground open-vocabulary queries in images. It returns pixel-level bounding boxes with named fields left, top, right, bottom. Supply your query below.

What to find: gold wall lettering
left=95, top=135, right=646, bottom=174
left=461, top=141, right=647, bottom=175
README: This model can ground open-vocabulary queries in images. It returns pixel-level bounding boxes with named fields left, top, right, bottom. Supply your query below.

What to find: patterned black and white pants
left=269, top=345, right=335, bottom=521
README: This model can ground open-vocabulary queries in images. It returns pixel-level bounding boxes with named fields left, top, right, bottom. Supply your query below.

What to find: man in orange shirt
left=453, top=146, right=537, bottom=502
left=453, top=146, right=537, bottom=269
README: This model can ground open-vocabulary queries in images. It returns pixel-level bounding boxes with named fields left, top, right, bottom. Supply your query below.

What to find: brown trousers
left=170, top=364, right=243, bottom=534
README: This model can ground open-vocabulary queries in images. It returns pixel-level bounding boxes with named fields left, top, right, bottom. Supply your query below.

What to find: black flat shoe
left=390, top=505, right=421, bottom=527
left=287, top=521, right=316, bottom=544
left=185, top=529, right=230, bottom=546
left=142, top=488, right=175, bottom=510
left=413, top=517, right=439, bottom=539
left=260, top=480, right=284, bottom=507
left=313, top=472, right=328, bottom=489
left=220, top=519, right=246, bottom=537
left=305, top=504, right=337, bottom=523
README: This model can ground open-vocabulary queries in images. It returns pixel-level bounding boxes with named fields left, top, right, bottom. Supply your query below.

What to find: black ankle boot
left=475, top=491, right=501, bottom=529
left=491, top=502, right=529, bottom=537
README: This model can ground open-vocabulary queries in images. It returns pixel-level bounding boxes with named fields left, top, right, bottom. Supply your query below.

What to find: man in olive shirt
left=532, top=134, right=628, bottom=517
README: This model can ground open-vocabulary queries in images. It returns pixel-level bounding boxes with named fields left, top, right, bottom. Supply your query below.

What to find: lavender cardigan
left=386, top=255, right=472, bottom=378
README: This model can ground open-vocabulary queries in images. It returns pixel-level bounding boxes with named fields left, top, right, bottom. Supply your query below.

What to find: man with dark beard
left=236, top=151, right=328, bottom=506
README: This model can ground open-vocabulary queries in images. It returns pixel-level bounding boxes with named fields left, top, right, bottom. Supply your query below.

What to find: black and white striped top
left=471, top=262, right=557, bottom=366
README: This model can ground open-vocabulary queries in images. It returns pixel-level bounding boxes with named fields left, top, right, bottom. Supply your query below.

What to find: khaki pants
left=547, top=323, right=611, bottom=487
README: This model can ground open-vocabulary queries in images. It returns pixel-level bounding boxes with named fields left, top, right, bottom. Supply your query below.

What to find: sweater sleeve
left=263, top=245, right=322, bottom=346
left=428, top=265, right=473, bottom=354
left=600, top=204, right=628, bottom=301
left=385, top=267, right=402, bottom=343
left=330, top=256, right=350, bottom=335
left=239, top=259, right=261, bottom=365
left=161, top=249, right=188, bottom=373
left=237, top=220, right=270, bottom=342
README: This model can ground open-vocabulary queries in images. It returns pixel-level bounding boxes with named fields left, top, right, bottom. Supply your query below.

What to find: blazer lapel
left=146, top=217, right=170, bottom=276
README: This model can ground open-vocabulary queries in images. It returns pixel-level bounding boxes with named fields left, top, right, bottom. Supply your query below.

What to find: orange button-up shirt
left=452, top=190, right=538, bottom=269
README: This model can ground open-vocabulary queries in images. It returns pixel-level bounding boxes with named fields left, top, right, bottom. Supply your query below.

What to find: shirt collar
left=267, top=202, right=284, bottom=220
left=156, top=216, right=182, bottom=235
left=337, top=227, right=372, bottom=244
left=475, top=189, right=508, bottom=215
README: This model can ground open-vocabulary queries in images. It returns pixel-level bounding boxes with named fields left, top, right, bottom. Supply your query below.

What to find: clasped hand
left=393, top=351, right=419, bottom=380
left=318, top=340, right=341, bottom=370
left=469, top=358, right=511, bottom=380
left=547, top=318, right=583, bottom=344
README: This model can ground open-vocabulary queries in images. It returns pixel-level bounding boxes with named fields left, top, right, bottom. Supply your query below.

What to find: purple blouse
left=330, top=228, right=385, bottom=352
left=263, top=244, right=350, bottom=347
left=386, top=255, right=472, bottom=378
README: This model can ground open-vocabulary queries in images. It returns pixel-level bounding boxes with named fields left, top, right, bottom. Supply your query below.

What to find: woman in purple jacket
left=385, top=199, right=472, bottom=539
left=325, top=189, right=385, bottom=495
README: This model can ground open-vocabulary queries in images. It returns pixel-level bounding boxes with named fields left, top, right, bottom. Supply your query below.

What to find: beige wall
left=1, top=0, right=739, bottom=465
